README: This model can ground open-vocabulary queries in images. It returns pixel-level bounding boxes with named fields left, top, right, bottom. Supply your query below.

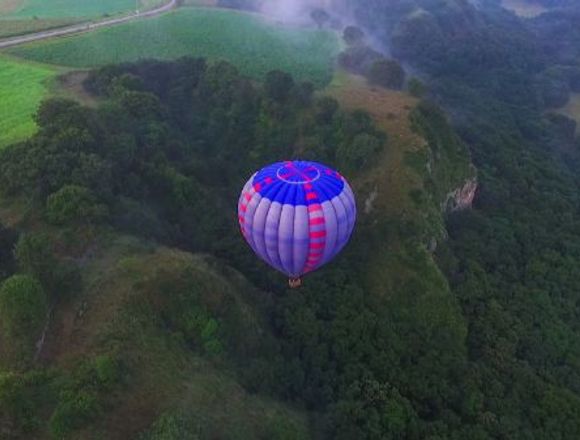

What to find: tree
left=408, top=77, right=427, bottom=98
left=343, top=26, right=365, bottom=46
left=14, top=233, right=57, bottom=292
left=34, top=98, right=88, bottom=129
left=310, top=8, right=330, bottom=29
left=142, top=411, right=202, bottom=440
left=264, top=70, right=295, bottom=103
left=108, top=73, right=144, bottom=97
left=295, top=81, right=314, bottom=107
left=315, top=96, right=339, bottom=124
left=0, top=223, right=17, bottom=281
left=337, top=46, right=383, bottom=75
left=49, top=391, right=101, bottom=438
left=45, top=185, right=108, bottom=226
left=0, top=275, right=47, bottom=367
left=366, top=59, right=406, bottom=90
left=0, top=370, right=51, bottom=434
left=337, top=133, right=384, bottom=170
left=119, top=90, right=163, bottom=120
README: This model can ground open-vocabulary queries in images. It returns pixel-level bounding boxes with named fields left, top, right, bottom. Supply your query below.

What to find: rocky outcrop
left=364, top=188, right=378, bottom=214
left=426, top=177, right=476, bottom=254
left=443, top=177, right=477, bottom=212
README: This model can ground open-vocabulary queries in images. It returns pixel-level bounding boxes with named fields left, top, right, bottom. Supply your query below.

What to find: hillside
left=4, top=0, right=580, bottom=438
left=341, top=0, right=580, bottom=437
left=326, top=71, right=474, bottom=291
left=0, top=54, right=475, bottom=438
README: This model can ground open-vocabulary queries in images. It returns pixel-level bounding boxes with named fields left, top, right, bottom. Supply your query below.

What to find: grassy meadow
left=326, top=71, right=423, bottom=220
left=0, top=55, right=56, bottom=147
left=7, top=7, right=340, bottom=86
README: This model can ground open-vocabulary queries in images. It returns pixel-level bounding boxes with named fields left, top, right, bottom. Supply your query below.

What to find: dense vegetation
left=339, top=0, right=580, bottom=437
left=3, top=0, right=580, bottom=437
left=0, top=57, right=393, bottom=438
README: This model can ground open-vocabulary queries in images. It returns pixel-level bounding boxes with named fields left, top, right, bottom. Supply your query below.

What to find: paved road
left=0, top=0, right=177, bottom=49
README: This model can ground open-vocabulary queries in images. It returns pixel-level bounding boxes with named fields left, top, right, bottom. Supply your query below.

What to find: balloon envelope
left=238, top=160, right=356, bottom=278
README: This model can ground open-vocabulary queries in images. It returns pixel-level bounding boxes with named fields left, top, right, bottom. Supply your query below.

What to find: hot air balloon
left=238, top=160, right=356, bottom=288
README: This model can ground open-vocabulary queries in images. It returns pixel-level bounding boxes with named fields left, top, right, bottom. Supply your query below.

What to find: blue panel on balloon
left=251, top=161, right=344, bottom=206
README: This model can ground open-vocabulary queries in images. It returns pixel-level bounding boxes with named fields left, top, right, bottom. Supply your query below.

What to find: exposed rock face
left=443, top=177, right=477, bottom=212
left=427, top=178, right=476, bottom=253
left=364, top=188, right=378, bottom=214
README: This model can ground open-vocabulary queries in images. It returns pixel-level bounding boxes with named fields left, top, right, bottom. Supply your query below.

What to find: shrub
left=46, top=185, right=108, bottom=226
left=93, top=355, right=123, bottom=390
left=408, top=77, right=427, bottom=98
left=366, top=58, right=406, bottom=90
left=337, top=133, right=384, bottom=171
left=0, top=275, right=47, bottom=367
left=0, top=370, right=52, bottom=434
left=14, top=233, right=57, bottom=292
left=141, top=411, right=202, bottom=439
left=337, top=46, right=383, bottom=75
left=49, top=391, right=101, bottom=438
left=0, top=223, right=17, bottom=281
left=343, top=26, right=365, bottom=46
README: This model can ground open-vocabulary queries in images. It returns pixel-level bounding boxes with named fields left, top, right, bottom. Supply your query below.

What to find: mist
left=259, top=0, right=342, bottom=25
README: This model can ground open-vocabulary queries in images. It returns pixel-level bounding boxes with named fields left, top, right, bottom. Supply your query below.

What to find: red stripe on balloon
left=303, top=186, right=326, bottom=274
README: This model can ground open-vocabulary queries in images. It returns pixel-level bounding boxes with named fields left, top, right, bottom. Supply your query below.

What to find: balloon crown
left=251, top=160, right=345, bottom=206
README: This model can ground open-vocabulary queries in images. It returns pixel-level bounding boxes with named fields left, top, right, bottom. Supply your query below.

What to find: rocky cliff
left=443, top=176, right=477, bottom=212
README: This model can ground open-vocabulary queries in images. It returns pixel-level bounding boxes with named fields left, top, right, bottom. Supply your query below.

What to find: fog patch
left=259, top=0, right=343, bottom=26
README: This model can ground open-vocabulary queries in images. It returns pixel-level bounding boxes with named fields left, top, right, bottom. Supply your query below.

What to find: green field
left=7, top=8, right=340, bottom=86
left=0, top=0, right=162, bottom=19
left=0, top=0, right=164, bottom=37
left=0, top=56, right=56, bottom=147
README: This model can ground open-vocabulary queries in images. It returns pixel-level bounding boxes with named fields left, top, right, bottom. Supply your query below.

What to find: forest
left=2, top=0, right=580, bottom=438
